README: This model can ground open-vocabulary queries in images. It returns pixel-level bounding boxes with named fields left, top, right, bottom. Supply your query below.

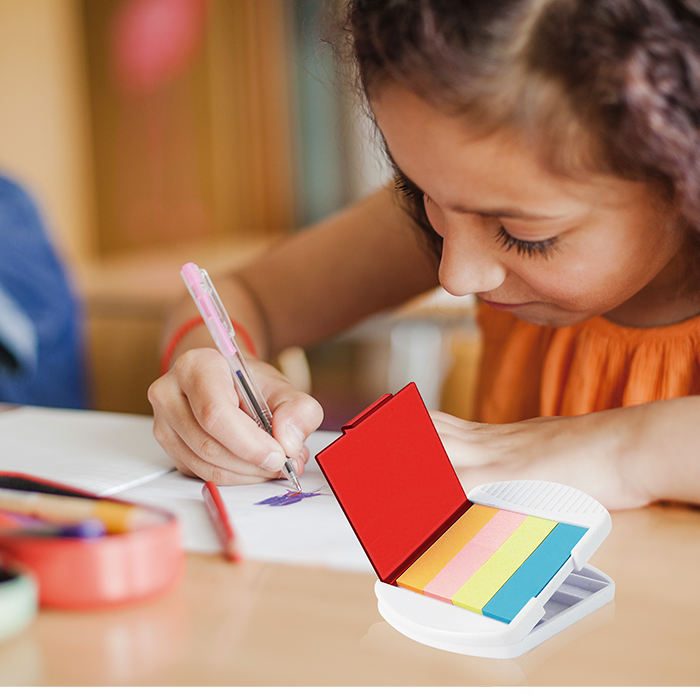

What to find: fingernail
left=261, top=452, right=284, bottom=472
left=287, top=424, right=305, bottom=454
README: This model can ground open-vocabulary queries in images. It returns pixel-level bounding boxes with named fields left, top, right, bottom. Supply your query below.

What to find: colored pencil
left=0, top=488, right=164, bottom=534
left=202, top=481, right=241, bottom=562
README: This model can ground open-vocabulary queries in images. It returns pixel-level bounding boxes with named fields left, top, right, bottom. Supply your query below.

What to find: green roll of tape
left=0, top=565, right=38, bottom=643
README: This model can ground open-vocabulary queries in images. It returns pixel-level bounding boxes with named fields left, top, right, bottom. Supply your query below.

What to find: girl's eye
left=394, top=174, right=423, bottom=201
left=495, top=225, right=558, bottom=260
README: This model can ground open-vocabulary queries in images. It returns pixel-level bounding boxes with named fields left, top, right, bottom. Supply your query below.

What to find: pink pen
left=181, top=262, right=302, bottom=492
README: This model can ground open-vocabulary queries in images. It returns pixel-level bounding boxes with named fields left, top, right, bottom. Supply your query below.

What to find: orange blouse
left=474, top=303, right=700, bottom=423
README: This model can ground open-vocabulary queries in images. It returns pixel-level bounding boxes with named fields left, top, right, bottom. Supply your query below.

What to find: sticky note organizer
left=316, top=383, right=614, bottom=658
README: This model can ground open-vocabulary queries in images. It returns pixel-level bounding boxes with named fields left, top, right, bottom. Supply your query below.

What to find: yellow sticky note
left=397, top=505, right=498, bottom=593
left=451, top=516, right=556, bottom=613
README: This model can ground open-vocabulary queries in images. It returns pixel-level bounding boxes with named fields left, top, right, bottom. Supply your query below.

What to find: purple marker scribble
left=255, top=490, right=322, bottom=507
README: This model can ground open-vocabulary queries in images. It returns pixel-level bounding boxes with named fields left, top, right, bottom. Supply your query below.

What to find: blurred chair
left=387, top=288, right=481, bottom=419
left=0, top=175, right=89, bottom=408
left=310, top=288, right=481, bottom=429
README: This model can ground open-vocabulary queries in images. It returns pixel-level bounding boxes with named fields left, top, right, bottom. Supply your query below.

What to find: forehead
left=372, top=85, right=585, bottom=211
left=370, top=83, right=650, bottom=217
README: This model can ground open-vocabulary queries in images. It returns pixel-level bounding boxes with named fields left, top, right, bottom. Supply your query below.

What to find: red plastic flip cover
left=316, top=383, right=470, bottom=584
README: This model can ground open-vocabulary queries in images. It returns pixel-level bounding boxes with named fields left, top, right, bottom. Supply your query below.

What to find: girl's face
left=372, top=84, right=692, bottom=328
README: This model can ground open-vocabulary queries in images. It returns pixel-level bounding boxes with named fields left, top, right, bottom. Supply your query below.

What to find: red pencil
left=202, top=481, right=241, bottom=562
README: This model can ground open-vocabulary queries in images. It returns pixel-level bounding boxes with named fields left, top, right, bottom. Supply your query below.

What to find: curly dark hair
left=334, top=0, right=700, bottom=272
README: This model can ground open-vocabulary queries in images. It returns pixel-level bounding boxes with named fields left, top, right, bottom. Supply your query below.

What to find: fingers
left=149, top=348, right=320, bottom=485
left=429, top=410, right=503, bottom=467
left=153, top=404, right=293, bottom=485
left=257, top=365, right=325, bottom=458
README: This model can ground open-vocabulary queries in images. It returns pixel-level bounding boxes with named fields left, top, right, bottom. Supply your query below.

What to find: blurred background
left=0, top=0, right=478, bottom=427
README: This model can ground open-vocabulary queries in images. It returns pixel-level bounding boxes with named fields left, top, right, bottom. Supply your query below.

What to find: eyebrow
left=391, top=163, right=568, bottom=222
left=445, top=203, right=566, bottom=221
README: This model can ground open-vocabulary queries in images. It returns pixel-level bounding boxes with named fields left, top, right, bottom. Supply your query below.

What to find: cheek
left=513, top=246, right=641, bottom=309
left=515, top=264, right=589, bottom=302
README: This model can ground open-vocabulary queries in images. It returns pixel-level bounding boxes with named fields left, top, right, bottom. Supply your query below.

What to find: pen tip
left=284, top=457, right=302, bottom=493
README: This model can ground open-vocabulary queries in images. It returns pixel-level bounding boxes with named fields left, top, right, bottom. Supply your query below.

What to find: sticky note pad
left=451, top=516, right=556, bottom=613
left=423, top=508, right=526, bottom=603
left=397, top=505, right=498, bottom=594
left=396, top=507, right=587, bottom=623
left=481, top=522, right=587, bottom=623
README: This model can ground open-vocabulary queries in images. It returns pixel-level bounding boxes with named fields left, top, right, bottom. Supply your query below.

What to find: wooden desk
left=2, top=504, right=699, bottom=686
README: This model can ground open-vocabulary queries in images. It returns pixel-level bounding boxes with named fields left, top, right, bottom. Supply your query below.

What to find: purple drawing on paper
left=255, top=489, right=322, bottom=507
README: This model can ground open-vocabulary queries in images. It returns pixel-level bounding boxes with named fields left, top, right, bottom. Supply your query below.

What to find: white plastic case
left=374, top=480, right=615, bottom=658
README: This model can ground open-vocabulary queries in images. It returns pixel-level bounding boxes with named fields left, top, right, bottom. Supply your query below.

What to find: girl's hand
left=148, top=347, right=324, bottom=485
left=430, top=408, right=657, bottom=511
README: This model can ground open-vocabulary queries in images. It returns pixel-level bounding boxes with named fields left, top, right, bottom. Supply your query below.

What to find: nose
left=437, top=219, right=507, bottom=297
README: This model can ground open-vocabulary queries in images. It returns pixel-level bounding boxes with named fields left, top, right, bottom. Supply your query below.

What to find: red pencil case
left=0, top=473, right=185, bottom=609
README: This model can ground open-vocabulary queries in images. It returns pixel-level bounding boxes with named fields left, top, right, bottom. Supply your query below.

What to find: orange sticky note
left=397, top=505, right=498, bottom=593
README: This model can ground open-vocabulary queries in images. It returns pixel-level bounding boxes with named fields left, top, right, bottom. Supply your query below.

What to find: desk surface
left=1, top=503, right=699, bottom=686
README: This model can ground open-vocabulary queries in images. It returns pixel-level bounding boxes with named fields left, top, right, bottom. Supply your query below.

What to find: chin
left=508, top=306, right=591, bottom=328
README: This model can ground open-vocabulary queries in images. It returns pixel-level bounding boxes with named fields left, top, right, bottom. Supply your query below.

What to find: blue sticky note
left=481, top=523, right=587, bottom=623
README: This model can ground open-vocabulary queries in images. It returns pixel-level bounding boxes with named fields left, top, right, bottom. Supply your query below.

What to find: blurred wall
left=0, top=0, right=96, bottom=263
left=0, top=0, right=398, bottom=415
left=0, top=0, right=389, bottom=260
left=82, top=0, right=300, bottom=254
left=293, top=0, right=390, bottom=226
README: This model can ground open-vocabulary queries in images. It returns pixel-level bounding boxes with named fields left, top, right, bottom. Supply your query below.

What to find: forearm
left=434, top=395, right=700, bottom=511
left=235, top=187, right=439, bottom=355
left=161, top=187, right=439, bottom=367
left=623, top=395, right=700, bottom=505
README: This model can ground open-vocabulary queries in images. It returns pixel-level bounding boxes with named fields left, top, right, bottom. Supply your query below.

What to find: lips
left=478, top=296, right=532, bottom=311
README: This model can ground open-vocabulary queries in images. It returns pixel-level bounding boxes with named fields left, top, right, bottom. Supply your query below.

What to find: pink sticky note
left=423, top=509, right=526, bottom=603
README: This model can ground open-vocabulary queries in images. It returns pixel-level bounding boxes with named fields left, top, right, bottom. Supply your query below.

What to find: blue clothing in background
left=0, top=175, right=88, bottom=408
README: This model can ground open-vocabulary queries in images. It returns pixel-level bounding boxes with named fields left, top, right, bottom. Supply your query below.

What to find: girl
left=148, top=0, right=700, bottom=509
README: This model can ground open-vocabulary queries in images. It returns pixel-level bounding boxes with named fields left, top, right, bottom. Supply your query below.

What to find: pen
left=202, top=481, right=240, bottom=562
left=181, top=262, right=302, bottom=492
left=0, top=488, right=164, bottom=534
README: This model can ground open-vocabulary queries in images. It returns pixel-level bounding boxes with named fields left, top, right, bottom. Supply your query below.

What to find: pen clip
left=198, top=268, right=237, bottom=342
left=181, top=263, right=239, bottom=357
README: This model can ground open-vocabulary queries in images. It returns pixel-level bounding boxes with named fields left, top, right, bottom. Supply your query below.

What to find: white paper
left=0, top=407, right=371, bottom=573
left=122, top=431, right=372, bottom=573
left=0, top=406, right=174, bottom=495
